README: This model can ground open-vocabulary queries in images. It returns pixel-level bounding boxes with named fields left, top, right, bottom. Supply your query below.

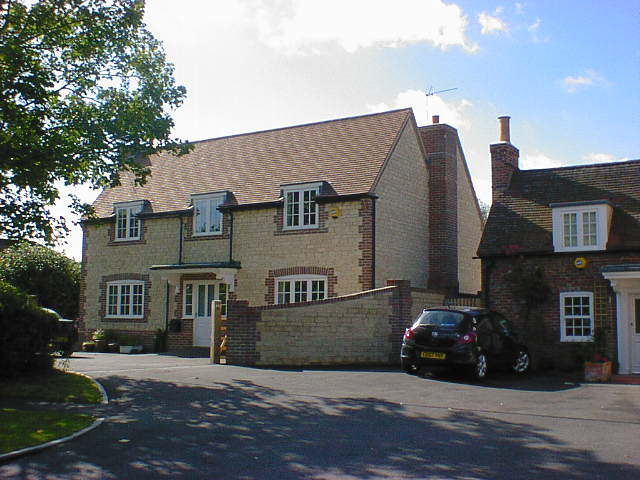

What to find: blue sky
left=54, top=0, right=640, bottom=260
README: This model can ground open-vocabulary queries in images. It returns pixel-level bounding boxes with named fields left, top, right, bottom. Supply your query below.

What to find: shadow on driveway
left=1, top=374, right=637, bottom=479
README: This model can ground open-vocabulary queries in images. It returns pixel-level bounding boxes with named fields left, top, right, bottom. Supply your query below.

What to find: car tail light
left=457, top=332, right=477, bottom=345
left=404, top=328, right=414, bottom=340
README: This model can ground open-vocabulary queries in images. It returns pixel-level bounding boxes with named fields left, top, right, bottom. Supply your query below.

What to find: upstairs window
left=106, top=281, right=144, bottom=318
left=115, top=201, right=143, bottom=241
left=276, top=275, right=327, bottom=304
left=283, top=183, right=321, bottom=230
left=551, top=202, right=611, bottom=252
left=192, top=193, right=225, bottom=236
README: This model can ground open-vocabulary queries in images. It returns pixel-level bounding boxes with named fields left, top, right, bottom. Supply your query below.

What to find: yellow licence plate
left=421, top=351, right=446, bottom=360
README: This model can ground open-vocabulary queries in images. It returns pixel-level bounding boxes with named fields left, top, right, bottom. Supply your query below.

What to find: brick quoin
left=387, top=279, right=412, bottom=364
left=358, top=198, right=375, bottom=290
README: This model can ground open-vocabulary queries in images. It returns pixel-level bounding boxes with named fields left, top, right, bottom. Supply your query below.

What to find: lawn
left=0, top=369, right=102, bottom=404
left=0, top=409, right=94, bottom=454
left=0, top=369, right=101, bottom=455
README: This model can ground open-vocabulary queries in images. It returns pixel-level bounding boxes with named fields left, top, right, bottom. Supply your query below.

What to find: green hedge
left=0, top=280, right=57, bottom=377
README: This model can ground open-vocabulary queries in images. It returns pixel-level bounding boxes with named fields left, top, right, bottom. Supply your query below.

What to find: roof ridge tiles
left=518, top=158, right=640, bottom=174
left=186, top=108, right=413, bottom=146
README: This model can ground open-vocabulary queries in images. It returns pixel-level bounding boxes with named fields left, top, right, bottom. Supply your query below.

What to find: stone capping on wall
left=257, top=284, right=396, bottom=311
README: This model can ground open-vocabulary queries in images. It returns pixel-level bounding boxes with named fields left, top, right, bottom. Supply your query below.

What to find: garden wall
left=225, top=280, right=445, bottom=367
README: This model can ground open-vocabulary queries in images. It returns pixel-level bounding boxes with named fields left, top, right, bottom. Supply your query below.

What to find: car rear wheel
left=401, top=357, right=419, bottom=375
left=512, top=350, right=530, bottom=374
left=471, top=352, right=488, bottom=380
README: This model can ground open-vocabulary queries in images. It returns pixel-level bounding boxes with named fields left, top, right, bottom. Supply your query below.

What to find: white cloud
left=249, top=0, right=479, bottom=54
left=367, top=89, right=472, bottom=129
left=582, top=153, right=627, bottom=164
left=520, top=152, right=562, bottom=170
left=563, top=70, right=610, bottom=93
left=478, top=11, right=509, bottom=35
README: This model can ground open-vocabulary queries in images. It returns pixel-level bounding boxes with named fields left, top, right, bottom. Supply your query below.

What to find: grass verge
left=0, top=408, right=94, bottom=454
left=0, top=369, right=102, bottom=404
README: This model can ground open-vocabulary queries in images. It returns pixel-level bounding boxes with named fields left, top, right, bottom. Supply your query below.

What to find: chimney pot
left=498, top=116, right=511, bottom=143
left=432, top=115, right=439, bottom=124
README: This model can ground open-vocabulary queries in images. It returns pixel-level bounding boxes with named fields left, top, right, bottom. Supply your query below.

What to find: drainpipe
left=371, top=197, right=376, bottom=288
left=482, top=258, right=494, bottom=309
left=228, top=210, right=234, bottom=263
left=164, top=280, right=170, bottom=346
left=178, top=215, right=184, bottom=265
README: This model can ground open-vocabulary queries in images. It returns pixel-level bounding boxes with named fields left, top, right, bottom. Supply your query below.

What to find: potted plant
left=92, top=329, right=107, bottom=352
left=119, top=334, right=144, bottom=354
left=581, top=328, right=612, bottom=382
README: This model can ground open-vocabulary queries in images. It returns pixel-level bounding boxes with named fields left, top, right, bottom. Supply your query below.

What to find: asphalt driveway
left=1, top=353, right=639, bottom=479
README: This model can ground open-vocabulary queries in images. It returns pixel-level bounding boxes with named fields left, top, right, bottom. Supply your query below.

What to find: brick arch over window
left=265, top=267, right=337, bottom=304
left=98, top=273, right=151, bottom=323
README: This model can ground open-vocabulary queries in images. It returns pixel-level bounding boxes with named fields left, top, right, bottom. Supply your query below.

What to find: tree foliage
left=0, top=0, right=189, bottom=242
left=0, top=242, right=80, bottom=318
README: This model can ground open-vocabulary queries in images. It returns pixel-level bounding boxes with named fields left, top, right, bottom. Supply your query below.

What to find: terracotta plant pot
left=584, top=361, right=612, bottom=382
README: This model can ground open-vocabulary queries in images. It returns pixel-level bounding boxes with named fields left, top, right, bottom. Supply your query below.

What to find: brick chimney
left=418, top=121, right=460, bottom=294
left=490, top=116, right=519, bottom=203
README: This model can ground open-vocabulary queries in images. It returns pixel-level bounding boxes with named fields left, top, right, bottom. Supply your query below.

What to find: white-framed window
left=560, top=292, right=593, bottom=342
left=183, top=281, right=228, bottom=317
left=276, top=275, right=327, bottom=304
left=114, top=201, right=144, bottom=241
left=106, top=281, right=144, bottom=318
left=551, top=203, right=611, bottom=252
left=192, top=193, right=225, bottom=236
left=282, top=182, right=322, bottom=230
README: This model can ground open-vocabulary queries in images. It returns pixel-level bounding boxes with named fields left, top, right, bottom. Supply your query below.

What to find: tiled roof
left=92, top=109, right=412, bottom=218
left=478, top=159, right=640, bottom=256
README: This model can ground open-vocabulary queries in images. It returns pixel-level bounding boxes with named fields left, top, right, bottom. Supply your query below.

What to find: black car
left=43, top=308, right=78, bottom=357
left=400, top=306, right=530, bottom=379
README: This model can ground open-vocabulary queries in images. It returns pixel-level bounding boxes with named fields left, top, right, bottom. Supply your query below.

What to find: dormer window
left=282, top=182, right=322, bottom=230
left=192, top=192, right=225, bottom=236
left=551, top=201, right=612, bottom=252
left=114, top=201, right=144, bottom=241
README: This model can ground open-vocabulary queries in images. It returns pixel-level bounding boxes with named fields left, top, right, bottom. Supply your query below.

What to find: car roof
left=423, top=306, right=489, bottom=316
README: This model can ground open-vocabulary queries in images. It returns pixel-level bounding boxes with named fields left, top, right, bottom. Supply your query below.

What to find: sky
left=52, top=0, right=640, bottom=260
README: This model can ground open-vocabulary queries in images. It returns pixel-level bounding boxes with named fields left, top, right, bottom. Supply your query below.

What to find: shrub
left=0, top=280, right=58, bottom=377
left=0, top=243, right=80, bottom=319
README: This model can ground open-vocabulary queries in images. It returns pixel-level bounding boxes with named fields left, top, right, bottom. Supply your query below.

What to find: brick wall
left=225, top=281, right=444, bottom=367
left=484, top=252, right=640, bottom=369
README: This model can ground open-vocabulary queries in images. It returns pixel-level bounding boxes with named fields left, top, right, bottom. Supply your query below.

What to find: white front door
left=188, top=282, right=227, bottom=347
left=632, top=296, right=640, bottom=374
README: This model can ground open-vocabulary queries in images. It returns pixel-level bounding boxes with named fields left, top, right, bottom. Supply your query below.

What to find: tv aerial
left=424, top=86, right=458, bottom=122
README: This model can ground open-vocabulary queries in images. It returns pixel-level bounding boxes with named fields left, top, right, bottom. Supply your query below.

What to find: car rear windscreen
left=412, top=310, right=466, bottom=329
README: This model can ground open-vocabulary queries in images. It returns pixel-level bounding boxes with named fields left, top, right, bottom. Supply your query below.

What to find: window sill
left=560, top=337, right=593, bottom=343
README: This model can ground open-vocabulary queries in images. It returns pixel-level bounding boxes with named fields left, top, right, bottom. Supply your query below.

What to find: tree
left=0, top=0, right=189, bottom=243
left=479, top=200, right=490, bottom=224
left=0, top=242, right=80, bottom=318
